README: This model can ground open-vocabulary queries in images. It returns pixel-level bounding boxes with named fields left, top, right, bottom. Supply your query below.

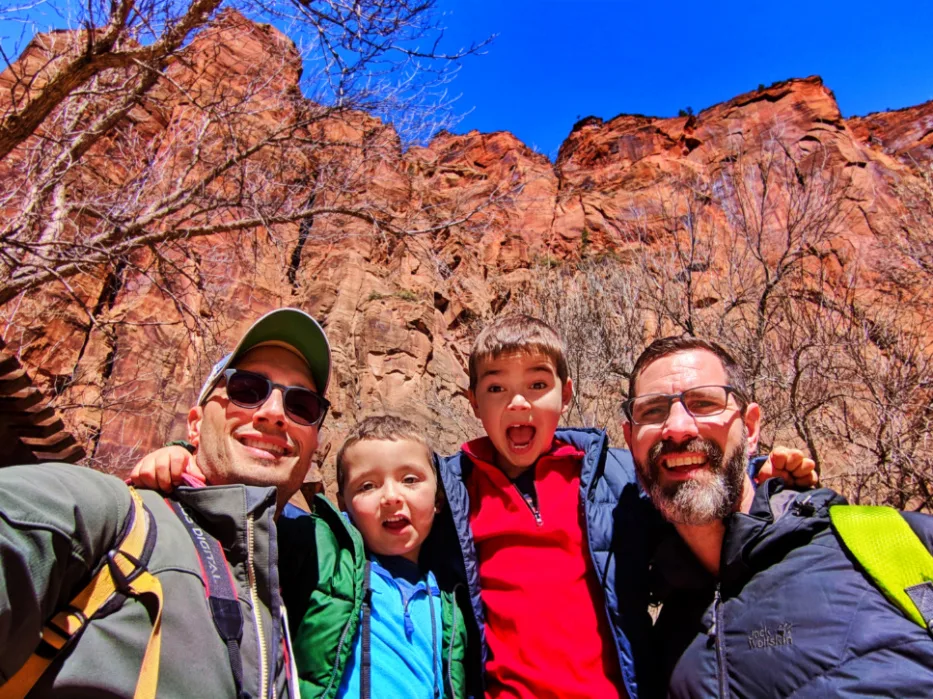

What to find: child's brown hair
left=335, top=415, right=436, bottom=495
left=468, top=314, right=569, bottom=391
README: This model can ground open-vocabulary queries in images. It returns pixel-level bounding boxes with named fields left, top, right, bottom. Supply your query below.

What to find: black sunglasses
left=222, top=368, right=329, bottom=427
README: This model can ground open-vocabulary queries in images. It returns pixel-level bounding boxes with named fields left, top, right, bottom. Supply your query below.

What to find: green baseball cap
left=197, top=308, right=331, bottom=406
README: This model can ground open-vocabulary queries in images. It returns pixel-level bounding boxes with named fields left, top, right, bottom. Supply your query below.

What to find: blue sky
left=434, top=0, right=933, bottom=158
left=2, top=1, right=931, bottom=160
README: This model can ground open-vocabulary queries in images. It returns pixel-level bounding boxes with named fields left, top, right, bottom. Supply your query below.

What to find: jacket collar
left=720, top=480, right=846, bottom=591
left=172, top=482, right=278, bottom=565
left=460, top=435, right=586, bottom=481
left=554, top=427, right=608, bottom=490
left=651, top=480, right=846, bottom=597
left=170, top=482, right=285, bottom=661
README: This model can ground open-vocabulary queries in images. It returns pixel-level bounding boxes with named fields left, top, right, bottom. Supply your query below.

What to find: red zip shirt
left=463, top=437, right=625, bottom=699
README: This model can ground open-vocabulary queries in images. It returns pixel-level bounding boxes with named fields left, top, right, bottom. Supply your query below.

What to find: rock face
left=1, top=17, right=931, bottom=499
left=849, top=99, right=933, bottom=166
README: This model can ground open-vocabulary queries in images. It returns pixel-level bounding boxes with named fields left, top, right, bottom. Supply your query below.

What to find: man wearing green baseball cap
left=0, top=307, right=331, bottom=697
left=186, top=308, right=332, bottom=512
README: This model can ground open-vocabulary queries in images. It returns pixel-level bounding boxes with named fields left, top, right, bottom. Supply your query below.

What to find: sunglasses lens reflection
left=227, top=371, right=271, bottom=406
left=226, top=371, right=326, bottom=426
left=283, top=392, right=325, bottom=426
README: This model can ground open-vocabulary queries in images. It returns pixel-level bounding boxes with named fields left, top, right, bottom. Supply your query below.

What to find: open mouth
left=238, top=435, right=290, bottom=458
left=661, top=454, right=708, bottom=472
left=506, top=425, right=536, bottom=452
left=383, top=514, right=412, bottom=532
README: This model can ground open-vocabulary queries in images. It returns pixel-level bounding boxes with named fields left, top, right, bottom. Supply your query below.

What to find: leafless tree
left=624, top=171, right=717, bottom=339
left=804, top=293, right=933, bottom=510
left=0, top=0, right=495, bottom=469
left=515, top=127, right=933, bottom=508
left=890, top=160, right=933, bottom=287
left=516, top=258, right=647, bottom=439
left=709, top=130, right=856, bottom=398
left=0, top=2, right=493, bottom=306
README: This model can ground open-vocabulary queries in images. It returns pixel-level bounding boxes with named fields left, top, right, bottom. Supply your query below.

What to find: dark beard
left=640, top=430, right=748, bottom=526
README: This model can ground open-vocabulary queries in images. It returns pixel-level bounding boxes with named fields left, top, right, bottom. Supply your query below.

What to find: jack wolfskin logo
left=748, top=622, right=793, bottom=650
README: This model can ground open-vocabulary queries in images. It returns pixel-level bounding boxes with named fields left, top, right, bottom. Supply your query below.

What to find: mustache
left=648, top=437, right=722, bottom=464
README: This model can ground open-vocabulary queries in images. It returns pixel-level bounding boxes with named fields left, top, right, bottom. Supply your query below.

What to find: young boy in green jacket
left=133, top=415, right=469, bottom=699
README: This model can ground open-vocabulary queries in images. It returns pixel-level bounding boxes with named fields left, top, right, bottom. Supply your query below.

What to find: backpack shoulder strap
left=0, top=487, right=164, bottom=699
left=830, top=504, right=933, bottom=634
left=360, top=559, right=373, bottom=699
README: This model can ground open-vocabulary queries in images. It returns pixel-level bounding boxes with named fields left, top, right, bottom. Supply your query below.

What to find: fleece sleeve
left=0, top=462, right=131, bottom=684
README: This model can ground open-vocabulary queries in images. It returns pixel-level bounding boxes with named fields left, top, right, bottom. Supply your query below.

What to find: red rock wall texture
left=2, top=16, right=931, bottom=495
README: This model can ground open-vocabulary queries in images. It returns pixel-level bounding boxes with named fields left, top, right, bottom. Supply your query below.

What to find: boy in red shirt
left=433, top=315, right=814, bottom=699
left=435, top=314, right=645, bottom=699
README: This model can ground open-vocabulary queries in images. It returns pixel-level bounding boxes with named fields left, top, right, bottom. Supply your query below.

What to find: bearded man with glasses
left=622, top=365, right=758, bottom=530
left=623, top=336, right=933, bottom=698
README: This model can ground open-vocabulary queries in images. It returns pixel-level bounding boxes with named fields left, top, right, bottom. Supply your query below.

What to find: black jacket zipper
left=709, top=584, right=729, bottom=698
left=513, top=483, right=543, bottom=526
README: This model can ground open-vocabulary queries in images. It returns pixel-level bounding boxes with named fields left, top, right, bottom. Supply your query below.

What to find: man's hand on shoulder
left=756, top=446, right=819, bottom=489
left=130, top=445, right=192, bottom=492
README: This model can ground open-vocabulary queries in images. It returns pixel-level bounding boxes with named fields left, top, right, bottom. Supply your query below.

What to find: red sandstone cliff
left=1, top=16, right=930, bottom=500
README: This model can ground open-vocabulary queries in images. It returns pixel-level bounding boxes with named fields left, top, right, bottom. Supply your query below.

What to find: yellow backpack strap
left=830, top=504, right=933, bottom=634
left=0, top=487, right=164, bottom=699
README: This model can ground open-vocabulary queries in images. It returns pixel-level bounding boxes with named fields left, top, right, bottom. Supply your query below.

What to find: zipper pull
left=707, top=585, right=722, bottom=640
left=519, top=488, right=544, bottom=526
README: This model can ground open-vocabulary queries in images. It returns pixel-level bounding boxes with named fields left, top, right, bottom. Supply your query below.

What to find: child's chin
left=377, top=538, right=421, bottom=556
left=508, top=444, right=546, bottom=466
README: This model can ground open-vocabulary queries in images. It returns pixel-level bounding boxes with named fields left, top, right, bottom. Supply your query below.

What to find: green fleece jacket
left=278, top=495, right=468, bottom=699
left=0, top=462, right=294, bottom=697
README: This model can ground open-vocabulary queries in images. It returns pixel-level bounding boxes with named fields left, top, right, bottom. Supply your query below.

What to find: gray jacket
left=0, top=462, right=296, bottom=697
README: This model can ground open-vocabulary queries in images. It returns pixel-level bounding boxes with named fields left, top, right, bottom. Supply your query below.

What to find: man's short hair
left=335, top=415, right=436, bottom=494
left=629, top=336, right=749, bottom=398
left=468, top=314, right=569, bottom=392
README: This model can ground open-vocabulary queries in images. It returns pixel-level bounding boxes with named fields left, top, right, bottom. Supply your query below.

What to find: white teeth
left=240, top=437, right=286, bottom=457
left=665, top=455, right=707, bottom=468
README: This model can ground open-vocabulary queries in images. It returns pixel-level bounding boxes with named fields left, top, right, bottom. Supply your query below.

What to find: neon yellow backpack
left=830, top=504, right=933, bottom=633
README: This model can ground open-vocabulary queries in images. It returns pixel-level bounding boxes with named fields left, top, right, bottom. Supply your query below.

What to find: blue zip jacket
left=428, top=428, right=664, bottom=699
left=655, top=479, right=933, bottom=698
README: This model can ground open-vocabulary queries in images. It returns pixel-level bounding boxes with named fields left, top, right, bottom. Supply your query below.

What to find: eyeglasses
left=622, top=385, right=746, bottom=426
left=221, top=369, right=329, bottom=427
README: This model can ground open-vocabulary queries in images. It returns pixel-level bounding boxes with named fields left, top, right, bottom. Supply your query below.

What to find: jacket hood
left=554, top=427, right=606, bottom=452
left=720, top=480, right=847, bottom=593
left=554, top=427, right=608, bottom=486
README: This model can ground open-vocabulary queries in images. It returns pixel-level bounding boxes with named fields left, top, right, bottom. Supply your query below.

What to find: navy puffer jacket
left=656, top=479, right=933, bottom=698
left=427, top=428, right=663, bottom=699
